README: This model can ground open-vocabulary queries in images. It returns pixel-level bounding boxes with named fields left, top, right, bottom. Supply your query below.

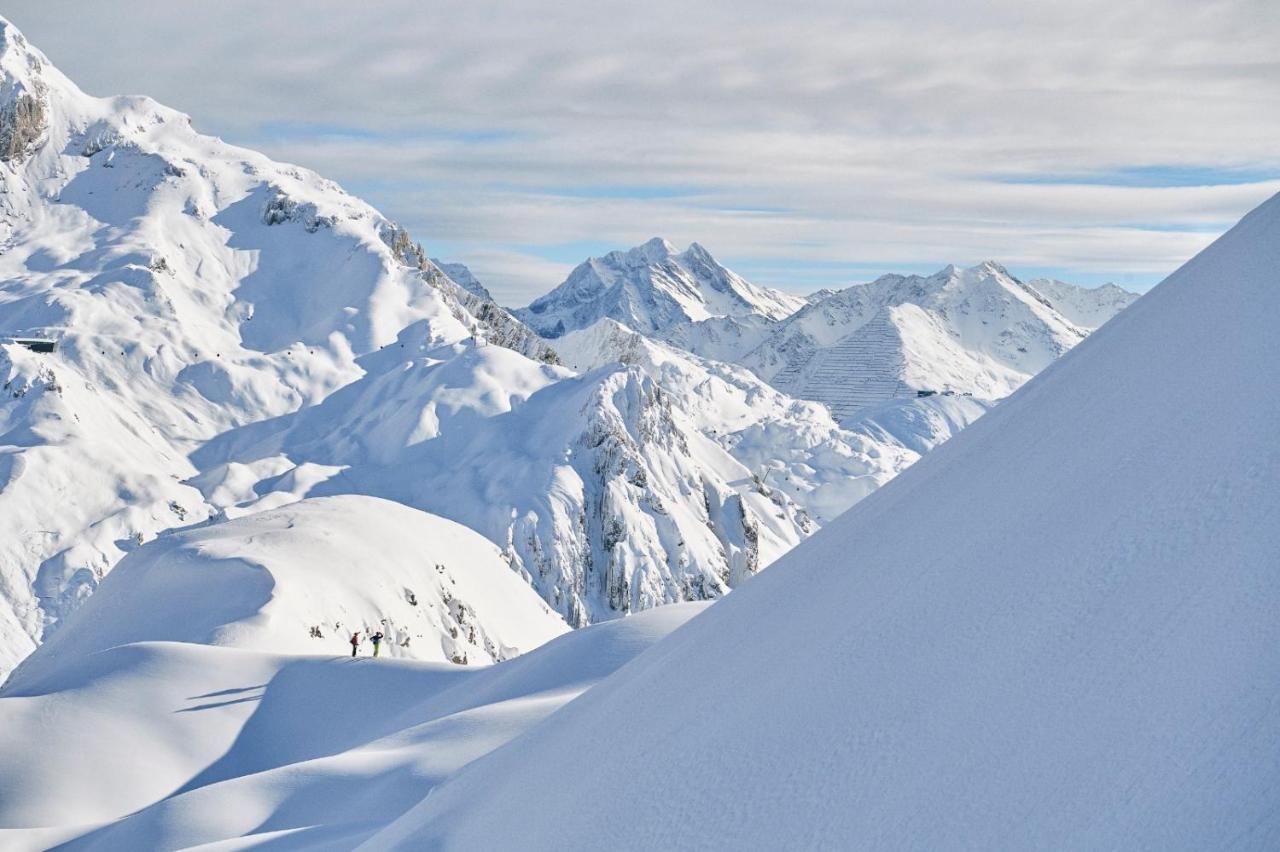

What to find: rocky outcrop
left=0, top=90, right=45, bottom=163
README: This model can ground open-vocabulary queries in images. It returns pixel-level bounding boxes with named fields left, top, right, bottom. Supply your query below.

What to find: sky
left=6, top=1, right=1279, bottom=305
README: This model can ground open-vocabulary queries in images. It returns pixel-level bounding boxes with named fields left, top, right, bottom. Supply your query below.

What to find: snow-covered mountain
left=7, top=496, right=568, bottom=679
left=0, top=17, right=917, bottom=673
left=742, top=261, right=1136, bottom=422
left=514, top=244, right=1135, bottom=426
left=2, top=189, right=1270, bottom=852
left=0, top=17, right=554, bottom=675
left=186, top=332, right=818, bottom=627
left=1026, top=277, right=1141, bottom=329
left=430, top=258, right=492, bottom=301
left=514, top=238, right=806, bottom=357
left=368, top=193, right=1280, bottom=851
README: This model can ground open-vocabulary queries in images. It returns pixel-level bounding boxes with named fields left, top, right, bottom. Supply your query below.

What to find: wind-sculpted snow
left=0, top=563, right=700, bottom=846
left=375, top=194, right=1280, bottom=850
left=0, top=17, right=553, bottom=675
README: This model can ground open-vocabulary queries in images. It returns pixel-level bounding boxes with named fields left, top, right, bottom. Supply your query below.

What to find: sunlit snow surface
left=375, top=193, right=1280, bottom=849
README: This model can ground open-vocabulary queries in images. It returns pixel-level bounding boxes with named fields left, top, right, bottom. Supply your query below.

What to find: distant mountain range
left=500, top=241, right=1135, bottom=425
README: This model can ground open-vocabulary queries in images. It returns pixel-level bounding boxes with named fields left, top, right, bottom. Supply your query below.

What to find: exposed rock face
left=0, top=90, right=45, bottom=162
left=0, top=22, right=48, bottom=164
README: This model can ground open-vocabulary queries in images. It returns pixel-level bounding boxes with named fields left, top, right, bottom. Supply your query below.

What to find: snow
left=0, top=17, right=551, bottom=676
left=0, top=6, right=1135, bottom=675
left=514, top=237, right=806, bottom=341
left=366, top=194, right=1280, bottom=849
left=5, top=496, right=568, bottom=687
left=554, top=318, right=916, bottom=524
left=194, top=342, right=814, bottom=626
left=0, top=593, right=702, bottom=847
left=430, top=259, right=493, bottom=301
left=1026, top=278, right=1140, bottom=329
left=743, top=261, right=1134, bottom=422
left=0, top=11, right=1264, bottom=847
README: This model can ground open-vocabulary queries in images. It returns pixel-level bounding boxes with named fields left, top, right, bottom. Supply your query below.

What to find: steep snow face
left=6, top=496, right=568, bottom=690
left=515, top=238, right=805, bottom=341
left=381, top=196, right=1280, bottom=850
left=743, top=261, right=1133, bottom=422
left=0, top=17, right=552, bottom=675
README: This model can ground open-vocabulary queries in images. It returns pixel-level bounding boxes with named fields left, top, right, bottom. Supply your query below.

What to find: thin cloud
left=5, top=0, right=1278, bottom=303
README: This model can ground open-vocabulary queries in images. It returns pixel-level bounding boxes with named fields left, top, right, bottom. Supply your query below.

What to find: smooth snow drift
left=367, top=194, right=1280, bottom=849
left=0, top=596, right=702, bottom=847
left=5, top=496, right=568, bottom=688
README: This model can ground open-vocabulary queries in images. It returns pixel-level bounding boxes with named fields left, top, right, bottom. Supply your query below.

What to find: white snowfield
left=0, top=569, right=702, bottom=847
left=369, top=194, right=1280, bottom=849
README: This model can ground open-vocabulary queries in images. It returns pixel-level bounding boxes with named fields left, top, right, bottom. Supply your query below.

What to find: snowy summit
left=516, top=238, right=806, bottom=339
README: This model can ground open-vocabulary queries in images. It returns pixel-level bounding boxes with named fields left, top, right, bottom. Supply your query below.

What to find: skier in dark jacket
left=349, top=631, right=361, bottom=657
left=370, top=631, right=385, bottom=657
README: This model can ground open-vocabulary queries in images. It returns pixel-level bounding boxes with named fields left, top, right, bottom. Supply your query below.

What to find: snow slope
left=5, top=496, right=568, bottom=688
left=554, top=318, right=917, bottom=524
left=0, top=16, right=554, bottom=675
left=0, top=588, right=701, bottom=847
left=743, top=262, right=1134, bottom=422
left=185, top=333, right=814, bottom=627
left=514, top=238, right=805, bottom=351
left=367, top=194, right=1280, bottom=849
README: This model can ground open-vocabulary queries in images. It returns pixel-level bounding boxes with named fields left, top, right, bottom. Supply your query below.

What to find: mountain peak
left=632, top=236, right=678, bottom=262
left=0, top=26, right=49, bottom=164
left=517, top=240, right=805, bottom=337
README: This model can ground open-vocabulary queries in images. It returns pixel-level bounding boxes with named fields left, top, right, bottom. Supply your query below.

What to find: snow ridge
left=741, top=261, right=1133, bottom=422
left=515, top=238, right=806, bottom=341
